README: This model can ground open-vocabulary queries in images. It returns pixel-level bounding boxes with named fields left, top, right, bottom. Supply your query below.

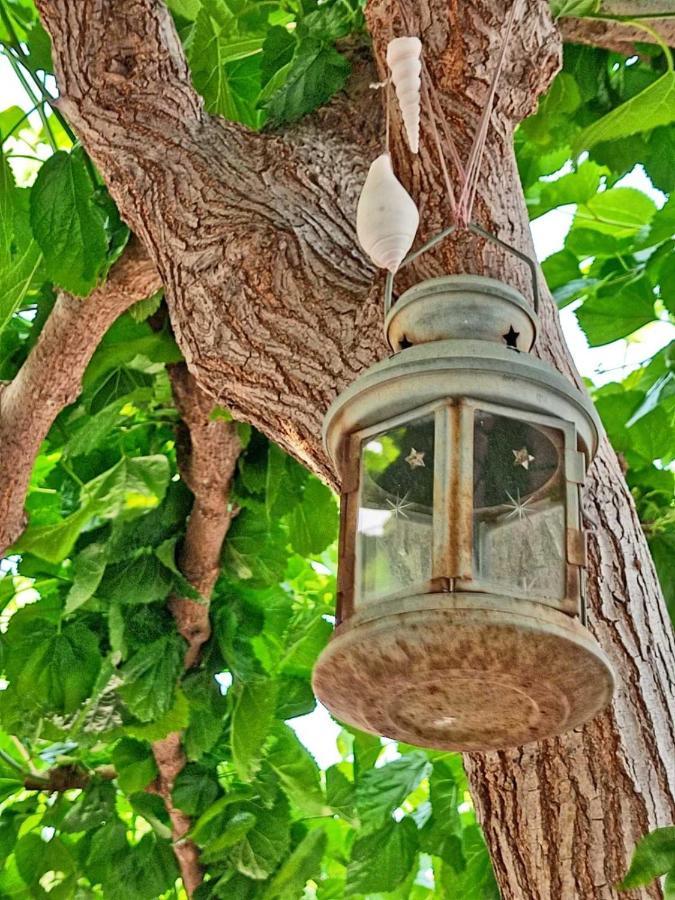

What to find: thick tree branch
left=560, top=16, right=675, bottom=54
left=0, top=239, right=161, bottom=556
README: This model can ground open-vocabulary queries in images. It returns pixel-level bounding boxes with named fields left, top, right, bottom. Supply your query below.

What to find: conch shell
left=386, top=36, right=422, bottom=154
left=356, top=152, right=419, bottom=273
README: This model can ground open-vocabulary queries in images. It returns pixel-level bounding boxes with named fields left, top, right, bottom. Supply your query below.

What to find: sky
left=2, top=56, right=674, bottom=768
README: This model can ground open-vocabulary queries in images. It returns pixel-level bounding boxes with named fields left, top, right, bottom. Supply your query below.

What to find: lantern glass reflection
left=472, top=410, right=565, bottom=601
left=356, top=415, right=434, bottom=606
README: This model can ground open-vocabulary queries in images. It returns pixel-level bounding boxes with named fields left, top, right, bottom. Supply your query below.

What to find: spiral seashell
left=356, top=152, right=419, bottom=273
left=386, top=36, right=422, bottom=154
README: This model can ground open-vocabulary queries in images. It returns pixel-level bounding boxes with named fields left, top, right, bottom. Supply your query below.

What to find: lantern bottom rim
left=312, top=593, right=614, bottom=752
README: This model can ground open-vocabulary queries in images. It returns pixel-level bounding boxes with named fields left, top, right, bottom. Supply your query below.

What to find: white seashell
left=386, top=36, right=422, bottom=154
left=356, top=152, right=419, bottom=273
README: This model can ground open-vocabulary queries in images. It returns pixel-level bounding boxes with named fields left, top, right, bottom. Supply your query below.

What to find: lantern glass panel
left=472, top=410, right=565, bottom=600
left=355, top=415, right=435, bottom=606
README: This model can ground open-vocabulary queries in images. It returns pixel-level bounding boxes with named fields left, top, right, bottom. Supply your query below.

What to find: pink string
left=392, top=0, right=522, bottom=230
left=457, top=0, right=521, bottom=226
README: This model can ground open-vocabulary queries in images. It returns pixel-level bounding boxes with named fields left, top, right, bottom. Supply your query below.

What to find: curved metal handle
left=384, top=222, right=540, bottom=317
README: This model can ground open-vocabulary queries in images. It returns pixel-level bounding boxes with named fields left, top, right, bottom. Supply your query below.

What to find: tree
left=0, top=0, right=673, bottom=898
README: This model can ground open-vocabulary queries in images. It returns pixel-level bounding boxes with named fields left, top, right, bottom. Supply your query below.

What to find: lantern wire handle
left=384, top=223, right=540, bottom=318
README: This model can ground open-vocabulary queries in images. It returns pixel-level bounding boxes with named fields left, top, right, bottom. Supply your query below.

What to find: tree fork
left=33, top=1, right=675, bottom=898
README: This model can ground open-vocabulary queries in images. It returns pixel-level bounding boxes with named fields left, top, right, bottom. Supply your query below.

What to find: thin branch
left=0, top=239, right=162, bottom=555
left=168, top=364, right=241, bottom=669
left=559, top=15, right=675, bottom=53
left=147, top=365, right=240, bottom=897
left=23, top=764, right=117, bottom=792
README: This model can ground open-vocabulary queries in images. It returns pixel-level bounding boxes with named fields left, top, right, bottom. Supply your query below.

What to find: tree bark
left=35, top=1, right=675, bottom=898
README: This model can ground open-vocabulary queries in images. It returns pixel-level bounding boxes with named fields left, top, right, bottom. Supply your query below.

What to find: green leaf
left=188, top=0, right=266, bottom=126
left=289, top=477, right=338, bottom=556
left=14, top=621, right=101, bottom=714
left=182, top=669, right=227, bottom=760
left=190, top=788, right=256, bottom=845
left=0, top=230, right=41, bottom=338
left=266, top=724, right=328, bottom=816
left=224, top=511, right=290, bottom=586
left=261, top=37, right=350, bottom=125
left=29, top=148, right=108, bottom=295
left=262, top=826, right=327, bottom=899
left=113, top=737, right=158, bottom=794
left=15, top=833, right=76, bottom=895
left=61, top=778, right=117, bottom=832
left=550, top=0, right=599, bottom=15
left=15, top=454, right=170, bottom=563
left=120, top=634, right=185, bottom=722
left=97, top=553, right=174, bottom=605
left=64, top=541, right=109, bottom=614
left=86, top=823, right=178, bottom=900
left=576, top=274, right=655, bottom=346
left=201, top=811, right=258, bottom=864
left=129, top=792, right=173, bottom=840
left=260, top=25, right=296, bottom=87
left=232, top=794, right=291, bottom=880
left=575, top=72, right=675, bottom=153
left=278, top=614, right=332, bottom=677
left=357, top=751, right=431, bottom=832
left=574, top=188, right=656, bottom=238
left=326, top=764, right=357, bottom=824
left=231, top=678, right=278, bottom=781
left=439, top=825, right=500, bottom=900
left=621, top=827, right=675, bottom=889
left=346, top=818, right=419, bottom=895
left=527, top=160, right=606, bottom=219
left=173, top=762, right=221, bottom=816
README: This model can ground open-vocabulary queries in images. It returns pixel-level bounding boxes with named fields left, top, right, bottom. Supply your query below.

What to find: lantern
left=312, top=229, right=615, bottom=751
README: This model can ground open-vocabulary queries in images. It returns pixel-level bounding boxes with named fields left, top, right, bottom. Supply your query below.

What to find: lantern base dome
left=312, top=593, right=614, bottom=751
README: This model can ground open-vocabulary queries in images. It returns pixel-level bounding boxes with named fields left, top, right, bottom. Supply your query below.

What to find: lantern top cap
left=385, top=273, right=538, bottom=353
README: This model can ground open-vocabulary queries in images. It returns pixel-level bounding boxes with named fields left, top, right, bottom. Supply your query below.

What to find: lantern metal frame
left=313, top=226, right=615, bottom=752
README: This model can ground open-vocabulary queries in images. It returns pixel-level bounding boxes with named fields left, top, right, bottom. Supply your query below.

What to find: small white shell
left=356, top=152, right=419, bottom=273
left=386, top=36, right=422, bottom=154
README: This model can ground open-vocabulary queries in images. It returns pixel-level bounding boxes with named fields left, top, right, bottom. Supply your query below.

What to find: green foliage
left=519, top=43, right=675, bottom=615
left=620, top=827, right=675, bottom=893
left=0, top=1, right=673, bottom=898
left=183, top=0, right=363, bottom=129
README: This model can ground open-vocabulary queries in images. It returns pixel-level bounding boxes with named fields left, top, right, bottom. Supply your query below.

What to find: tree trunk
left=36, top=1, right=675, bottom=897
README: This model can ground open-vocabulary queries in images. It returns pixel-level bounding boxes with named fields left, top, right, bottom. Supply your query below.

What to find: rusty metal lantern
left=312, top=227, right=615, bottom=751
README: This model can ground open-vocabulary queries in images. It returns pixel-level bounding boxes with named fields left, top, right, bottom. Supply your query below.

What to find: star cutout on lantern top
left=512, top=446, right=535, bottom=469
left=405, top=448, right=426, bottom=468
left=503, top=325, right=520, bottom=351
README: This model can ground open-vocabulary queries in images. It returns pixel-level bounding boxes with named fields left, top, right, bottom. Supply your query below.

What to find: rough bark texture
left=0, top=239, right=160, bottom=555
left=31, top=1, right=675, bottom=898
left=560, top=16, right=675, bottom=55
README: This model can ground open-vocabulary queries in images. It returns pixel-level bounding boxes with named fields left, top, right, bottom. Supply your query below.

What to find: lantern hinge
left=565, top=449, right=586, bottom=485
left=567, top=529, right=587, bottom=567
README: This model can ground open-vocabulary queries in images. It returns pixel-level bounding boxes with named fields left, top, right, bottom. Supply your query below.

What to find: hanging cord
left=457, top=0, right=522, bottom=226
left=422, top=75, right=458, bottom=218
left=390, top=0, right=522, bottom=229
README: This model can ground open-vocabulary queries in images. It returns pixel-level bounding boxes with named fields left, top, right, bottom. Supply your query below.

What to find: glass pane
left=355, top=415, right=434, bottom=606
left=473, top=410, right=565, bottom=601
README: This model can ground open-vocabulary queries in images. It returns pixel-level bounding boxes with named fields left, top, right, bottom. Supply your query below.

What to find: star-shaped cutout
left=405, top=448, right=426, bottom=468
left=512, top=446, right=535, bottom=469
left=503, top=325, right=520, bottom=351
